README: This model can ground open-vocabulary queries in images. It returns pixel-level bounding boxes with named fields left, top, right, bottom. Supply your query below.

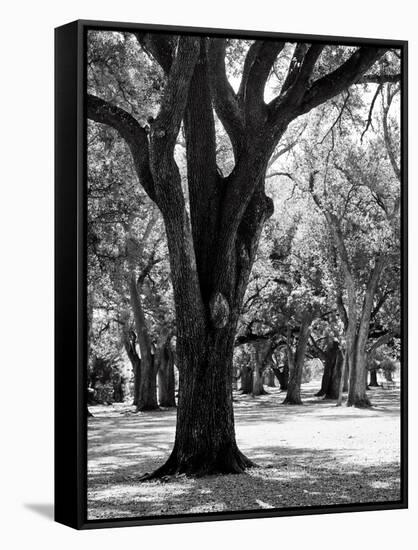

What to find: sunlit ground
left=87, top=381, right=401, bottom=520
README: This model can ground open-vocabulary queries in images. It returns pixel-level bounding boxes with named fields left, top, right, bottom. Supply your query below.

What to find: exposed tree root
left=252, top=388, right=269, bottom=397
left=139, top=447, right=257, bottom=481
left=282, top=397, right=303, bottom=405
left=347, top=396, right=372, bottom=408
left=136, top=405, right=160, bottom=413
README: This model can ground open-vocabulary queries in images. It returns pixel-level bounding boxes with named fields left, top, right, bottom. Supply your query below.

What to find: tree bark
left=369, top=369, right=379, bottom=387
left=252, top=341, right=269, bottom=395
left=336, top=352, right=348, bottom=406
left=283, top=318, right=311, bottom=405
left=240, top=365, right=253, bottom=394
left=252, top=363, right=266, bottom=395
left=343, top=360, right=349, bottom=392
left=347, top=258, right=386, bottom=407
left=315, top=340, right=344, bottom=400
left=128, top=275, right=159, bottom=411
left=113, top=374, right=125, bottom=402
left=325, top=349, right=343, bottom=400
left=123, top=329, right=141, bottom=407
left=264, top=368, right=276, bottom=387
left=273, top=358, right=289, bottom=391
left=144, top=321, right=255, bottom=477
left=157, top=339, right=176, bottom=407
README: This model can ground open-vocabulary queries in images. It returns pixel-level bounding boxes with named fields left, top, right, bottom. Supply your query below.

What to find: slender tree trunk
left=133, top=359, right=141, bottom=407
left=264, top=368, right=276, bottom=387
left=252, top=341, right=268, bottom=396
left=138, top=354, right=158, bottom=411
left=283, top=318, right=311, bottom=405
left=343, top=360, right=349, bottom=392
left=336, top=352, right=348, bottom=406
left=240, top=365, right=253, bottom=394
left=129, top=276, right=159, bottom=411
left=157, top=341, right=176, bottom=407
left=369, top=369, right=379, bottom=387
left=384, top=367, right=394, bottom=382
left=325, top=346, right=343, bottom=400
left=123, top=330, right=141, bottom=407
left=273, top=357, right=289, bottom=391
left=316, top=359, right=332, bottom=397
left=315, top=341, right=339, bottom=397
left=113, top=375, right=125, bottom=402
left=347, top=258, right=386, bottom=407
left=348, top=341, right=370, bottom=407
left=252, top=363, right=266, bottom=395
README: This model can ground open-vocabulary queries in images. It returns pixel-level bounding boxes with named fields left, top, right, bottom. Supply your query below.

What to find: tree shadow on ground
left=87, top=445, right=401, bottom=520
left=88, top=385, right=401, bottom=520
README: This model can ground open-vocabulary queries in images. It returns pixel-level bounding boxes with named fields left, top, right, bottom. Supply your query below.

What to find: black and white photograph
left=85, top=24, right=406, bottom=523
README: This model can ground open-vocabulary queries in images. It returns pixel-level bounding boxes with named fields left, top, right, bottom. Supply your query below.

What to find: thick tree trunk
left=157, top=342, right=176, bottom=407
left=141, top=176, right=271, bottom=477
left=283, top=319, right=311, bottom=405
left=143, top=323, right=255, bottom=477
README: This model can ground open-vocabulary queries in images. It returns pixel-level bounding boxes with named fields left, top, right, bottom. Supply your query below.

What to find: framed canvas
left=55, top=19, right=408, bottom=529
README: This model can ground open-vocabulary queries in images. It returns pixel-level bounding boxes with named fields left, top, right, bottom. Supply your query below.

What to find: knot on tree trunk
left=209, top=292, right=230, bottom=329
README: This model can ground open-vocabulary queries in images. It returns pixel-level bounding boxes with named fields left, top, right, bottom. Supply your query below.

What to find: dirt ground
left=87, top=382, right=401, bottom=520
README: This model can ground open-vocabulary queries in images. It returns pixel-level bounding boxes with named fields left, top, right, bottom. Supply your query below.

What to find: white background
left=0, top=0, right=415, bottom=548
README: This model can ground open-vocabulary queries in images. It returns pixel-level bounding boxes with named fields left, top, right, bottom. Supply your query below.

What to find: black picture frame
left=55, top=19, right=408, bottom=530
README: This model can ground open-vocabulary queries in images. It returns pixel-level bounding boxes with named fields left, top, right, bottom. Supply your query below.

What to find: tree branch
left=134, top=33, right=174, bottom=74
left=207, top=38, right=244, bottom=158
left=268, top=44, right=324, bottom=122
left=298, top=47, right=387, bottom=115
left=360, top=73, right=400, bottom=84
left=240, top=40, right=285, bottom=123
left=87, top=94, right=156, bottom=202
